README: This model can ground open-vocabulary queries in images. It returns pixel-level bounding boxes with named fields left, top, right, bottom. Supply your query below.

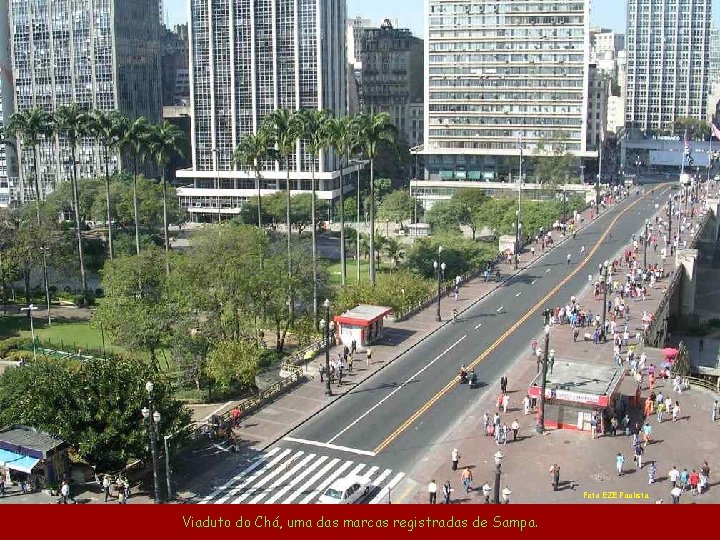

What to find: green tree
left=532, top=134, right=577, bottom=185
left=88, top=109, right=128, bottom=259
left=424, top=201, right=464, bottom=235
left=54, top=104, right=91, bottom=303
left=233, top=130, right=272, bottom=229
left=383, top=237, right=405, bottom=270
left=472, top=198, right=517, bottom=236
left=147, top=121, right=185, bottom=274
left=354, top=113, right=398, bottom=285
left=451, top=189, right=489, bottom=240
left=672, top=117, right=710, bottom=139
left=404, top=236, right=497, bottom=279
left=118, top=116, right=152, bottom=255
left=377, top=190, right=416, bottom=230
left=206, top=339, right=262, bottom=392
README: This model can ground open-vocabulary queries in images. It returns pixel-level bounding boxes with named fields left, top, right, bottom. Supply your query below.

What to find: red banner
left=0, top=503, right=707, bottom=538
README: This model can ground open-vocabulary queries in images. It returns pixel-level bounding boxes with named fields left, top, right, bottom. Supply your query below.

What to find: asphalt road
left=278, top=186, right=674, bottom=474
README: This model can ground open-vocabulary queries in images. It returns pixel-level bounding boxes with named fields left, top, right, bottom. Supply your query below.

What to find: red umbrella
left=662, top=347, right=679, bottom=358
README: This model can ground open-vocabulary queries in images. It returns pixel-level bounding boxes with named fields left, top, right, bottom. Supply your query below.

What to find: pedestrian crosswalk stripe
left=284, top=456, right=338, bottom=504
left=216, top=448, right=292, bottom=504
left=202, top=448, right=405, bottom=505
left=199, top=446, right=281, bottom=504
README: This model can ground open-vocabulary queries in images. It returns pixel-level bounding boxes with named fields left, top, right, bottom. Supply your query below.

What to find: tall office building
left=625, top=0, right=711, bottom=133
left=0, top=0, right=18, bottom=208
left=177, top=0, right=350, bottom=221
left=8, top=0, right=163, bottom=203
left=421, top=0, right=594, bottom=184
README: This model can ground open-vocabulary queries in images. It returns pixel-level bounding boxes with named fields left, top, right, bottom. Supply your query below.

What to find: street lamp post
left=20, top=304, right=39, bottom=360
left=492, top=450, right=504, bottom=504
left=667, top=196, right=673, bottom=247
left=643, top=219, right=649, bottom=269
left=601, top=261, right=609, bottom=333
left=141, top=381, right=163, bottom=503
left=514, top=210, right=520, bottom=270
left=319, top=299, right=334, bottom=396
left=562, top=191, right=567, bottom=224
left=535, top=325, right=550, bottom=434
left=433, top=247, right=446, bottom=322
left=580, top=164, right=586, bottom=184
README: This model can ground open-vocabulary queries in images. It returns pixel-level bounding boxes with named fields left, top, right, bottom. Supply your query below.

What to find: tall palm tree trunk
left=132, top=157, right=141, bottom=255
left=310, top=160, right=318, bottom=322
left=339, top=165, right=346, bottom=286
left=32, top=147, right=52, bottom=325
left=70, top=147, right=88, bottom=302
left=161, top=171, right=170, bottom=275
left=256, top=169, right=263, bottom=228
left=103, top=145, right=114, bottom=259
left=369, top=159, right=376, bottom=285
left=285, top=163, right=292, bottom=318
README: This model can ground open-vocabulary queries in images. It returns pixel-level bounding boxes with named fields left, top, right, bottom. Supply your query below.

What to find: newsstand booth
left=528, top=359, right=625, bottom=432
left=334, top=305, right=393, bottom=352
left=0, top=425, right=69, bottom=490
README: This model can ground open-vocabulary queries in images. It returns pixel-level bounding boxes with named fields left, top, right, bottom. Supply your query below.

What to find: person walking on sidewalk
left=461, top=467, right=473, bottom=493
left=616, top=452, right=625, bottom=476
left=633, top=443, right=644, bottom=469
left=523, top=395, right=530, bottom=415
left=549, top=464, right=560, bottom=491
left=500, top=375, right=508, bottom=394
left=511, top=419, right=520, bottom=441
left=428, top=480, right=437, bottom=504
left=502, top=393, right=510, bottom=413
left=648, top=461, right=657, bottom=485
left=442, top=481, right=453, bottom=504
left=451, top=448, right=461, bottom=471
left=672, top=401, right=680, bottom=422
left=669, top=465, right=680, bottom=487
left=366, top=348, right=372, bottom=368
left=102, top=475, right=111, bottom=502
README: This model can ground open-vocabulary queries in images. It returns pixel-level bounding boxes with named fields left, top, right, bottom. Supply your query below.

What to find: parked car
left=318, top=475, right=371, bottom=504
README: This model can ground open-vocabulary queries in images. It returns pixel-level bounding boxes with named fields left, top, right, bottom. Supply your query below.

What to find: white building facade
left=177, top=0, right=350, bottom=221
left=0, top=0, right=18, bottom=208
left=419, top=0, right=595, bottom=186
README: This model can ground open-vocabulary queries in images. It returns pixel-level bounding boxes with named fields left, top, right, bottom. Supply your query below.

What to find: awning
left=0, top=448, right=40, bottom=473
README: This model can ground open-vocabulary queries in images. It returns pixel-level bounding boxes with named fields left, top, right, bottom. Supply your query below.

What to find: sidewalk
left=401, top=190, right=720, bottom=504
left=174, top=198, right=617, bottom=498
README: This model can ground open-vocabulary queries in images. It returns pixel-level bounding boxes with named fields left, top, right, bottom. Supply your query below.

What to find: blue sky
left=164, top=0, right=718, bottom=36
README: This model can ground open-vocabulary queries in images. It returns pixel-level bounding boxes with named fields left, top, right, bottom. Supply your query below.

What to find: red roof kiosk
left=333, top=305, right=393, bottom=352
left=528, top=359, right=625, bottom=433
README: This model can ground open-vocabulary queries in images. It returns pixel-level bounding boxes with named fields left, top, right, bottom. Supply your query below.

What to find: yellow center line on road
left=373, top=190, right=663, bottom=456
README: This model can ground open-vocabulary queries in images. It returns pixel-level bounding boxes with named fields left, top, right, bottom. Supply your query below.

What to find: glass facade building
left=625, top=0, right=711, bottom=133
left=422, top=0, right=593, bottom=182
left=178, top=0, right=349, bottom=220
left=8, top=0, right=163, bottom=203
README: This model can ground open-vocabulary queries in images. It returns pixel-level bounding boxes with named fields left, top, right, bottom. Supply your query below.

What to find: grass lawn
left=326, top=259, right=389, bottom=285
left=0, top=315, right=124, bottom=354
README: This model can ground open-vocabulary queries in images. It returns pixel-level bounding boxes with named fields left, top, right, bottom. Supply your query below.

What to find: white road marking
left=474, top=323, right=482, bottom=330
left=265, top=454, right=328, bottom=504
left=284, top=457, right=339, bottom=504
left=246, top=451, right=307, bottom=504
left=515, top=292, right=522, bottom=297
left=261, top=453, right=316, bottom=504
left=199, top=447, right=281, bottom=503
left=546, top=268, right=552, bottom=273
left=369, top=472, right=406, bottom=504
left=531, top=280, right=537, bottom=285
left=283, top=436, right=376, bottom=457
left=233, top=451, right=305, bottom=504
left=214, top=448, right=292, bottom=504
left=326, top=335, right=467, bottom=444
left=496, top=306, right=503, bottom=312
left=203, top=401, right=233, bottom=421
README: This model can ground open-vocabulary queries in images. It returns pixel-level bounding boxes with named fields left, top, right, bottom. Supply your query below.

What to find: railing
left=685, top=375, right=720, bottom=394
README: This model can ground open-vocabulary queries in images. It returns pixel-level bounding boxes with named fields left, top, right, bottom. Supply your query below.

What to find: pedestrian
left=590, top=415, right=598, bottom=439
left=669, top=465, right=680, bottom=487
left=670, top=485, right=682, bottom=504
left=428, top=480, right=437, bottom=504
left=689, top=469, right=699, bottom=495
left=511, top=419, right=520, bottom=441
left=60, top=480, right=71, bottom=504
left=442, top=480, right=452, bottom=504
left=616, top=452, right=625, bottom=476
left=656, top=400, right=664, bottom=423
left=451, top=448, right=461, bottom=471
left=701, top=460, right=710, bottom=480
left=634, top=443, right=644, bottom=469
left=502, top=393, right=509, bottom=413
left=530, top=338, right=538, bottom=354
left=500, top=375, right=508, bottom=394
left=102, top=475, right=111, bottom=502
left=501, top=423, right=509, bottom=445
left=648, top=461, right=656, bottom=484
left=461, top=467, right=473, bottom=493
left=679, top=468, right=689, bottom=491
left=642, top=422, right=652, bottom=447
left=348, top=355, right=354, bottom=372
left=366, top=348, right=372, bottom=367
left=549, top=464, right=560, bottom=491
left=713, top=400, right=719, bottom=422
left=672, top=401, right=680, bottom=422
left=522, top=395, right=530, bottom=415
left=0, top=478, right=4, bottom=496
left=699, top=338, right=704, bottom=353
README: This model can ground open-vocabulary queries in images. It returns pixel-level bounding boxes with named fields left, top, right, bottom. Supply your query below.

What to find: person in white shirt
left=428, top=480, right=437, bottom=504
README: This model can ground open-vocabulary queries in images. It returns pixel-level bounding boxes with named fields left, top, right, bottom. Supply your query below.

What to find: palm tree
left=54, top=104, right=90, bottom=303
left=118, top=116, right=151, bottom=255
left=325, top=115, right=359, bottom=287
left=5, top=107, right=53, bottom=322
left=88, top=109, right=127, bottom=260
left=147, top=121, right=185, bottom=274
left=261, top=108, right=303, bottom=315
left=383, top=237, right=404, bottom=271
left=355, top=112, right=397, bottom=285
left=233, top=130, right=270, bottom=229
left=297, top=109, right=330, bottom=321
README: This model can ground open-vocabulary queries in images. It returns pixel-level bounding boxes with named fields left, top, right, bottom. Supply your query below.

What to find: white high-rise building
left=8, top=0, right=163, bottom=204
left=177, top=0, right=351, bottom=221
left=420, top=0, right=595, bottom=185
left=625, top=0, right=711, bottom=133
left=0, top=0, right=17, bottom=208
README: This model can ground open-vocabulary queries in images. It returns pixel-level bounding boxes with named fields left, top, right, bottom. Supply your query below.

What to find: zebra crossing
left=200, top=447, right=405, bottom=504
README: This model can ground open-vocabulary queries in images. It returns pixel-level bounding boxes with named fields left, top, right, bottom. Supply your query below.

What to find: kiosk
left=528, top=359, right=625, bottom=432
left=334, top=305, right=393, bottom=352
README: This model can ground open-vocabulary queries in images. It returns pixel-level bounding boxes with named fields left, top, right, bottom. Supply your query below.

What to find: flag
left=712, top=123, right=720, bottom=141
